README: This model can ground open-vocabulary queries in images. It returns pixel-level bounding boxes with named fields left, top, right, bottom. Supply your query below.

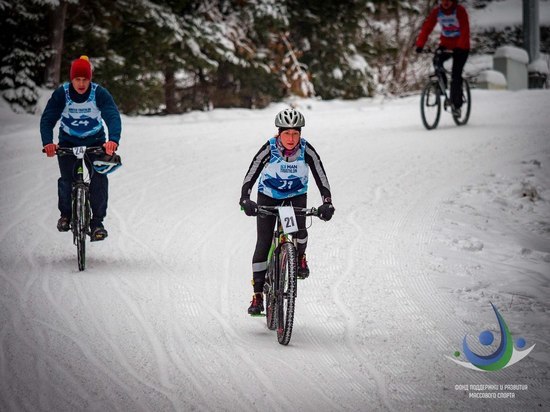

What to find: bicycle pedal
left=90, top=234, right=107, bottom=242
left=250, top=313, right=266, bottom=318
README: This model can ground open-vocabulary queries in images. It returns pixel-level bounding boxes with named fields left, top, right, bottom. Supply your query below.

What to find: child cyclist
left=40, top=55, right=121, bottom=241
left=239, top=108, right=335, bottom=315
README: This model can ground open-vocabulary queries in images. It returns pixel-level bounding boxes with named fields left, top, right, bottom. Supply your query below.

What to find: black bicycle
left=420, top=50, right=471, bottom=130
left=257, top=205, right=319, bottom=345
left=55, top=146, right=104, bottom=271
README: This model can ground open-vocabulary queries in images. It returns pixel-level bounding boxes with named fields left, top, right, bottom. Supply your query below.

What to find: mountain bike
left=257, top=205, right=319, bottom=345
left=420, top=49, right=471, bottom=130
left=53, top=146, right=104, bottom=271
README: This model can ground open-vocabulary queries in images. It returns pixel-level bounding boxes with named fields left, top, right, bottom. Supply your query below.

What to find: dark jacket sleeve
left=305, top=142, right=332, bottom=202
left=241, top=141, right=271, bottom=199
left=416, top=7, right=438, bottom=48
left=96, top=86, right=122, bottom=144
left=39, top=86, right=66, bottom=146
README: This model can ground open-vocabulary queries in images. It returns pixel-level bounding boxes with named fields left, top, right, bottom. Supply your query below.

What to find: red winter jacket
left=416, top=4, right=470, bottom=51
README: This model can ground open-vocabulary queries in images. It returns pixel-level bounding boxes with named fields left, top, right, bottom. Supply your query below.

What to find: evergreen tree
left=0, top=1, right=50, bottom=113
left=284, top=0, right=376, bottom=99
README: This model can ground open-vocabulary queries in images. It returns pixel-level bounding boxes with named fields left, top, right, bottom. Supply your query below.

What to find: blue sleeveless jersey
left=258, top=137, right=309, bottom=199
left=60, top=82, right=104, bottom=138
left=438, top=8, right=460, bottom=38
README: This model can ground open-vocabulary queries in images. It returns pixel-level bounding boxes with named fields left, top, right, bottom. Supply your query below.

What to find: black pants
left=251, top=193, right=308, bottom=293
left=433, top=47, right=469, bottom=109
left=58, top=143, right=108, bottom=224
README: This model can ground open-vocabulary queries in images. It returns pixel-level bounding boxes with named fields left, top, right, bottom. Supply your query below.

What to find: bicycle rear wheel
left=420, top=81, right=441, bottom=130
left=73, top=185, right=89, bottom=271
left=452, top=78, right=471, bottom=126
left=276, top=242, right=297, bottom=345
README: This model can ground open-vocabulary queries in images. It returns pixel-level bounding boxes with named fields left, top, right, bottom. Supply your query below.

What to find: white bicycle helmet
left=93, top=153, right=122, bottom=174
left=275, top=108, right=305, bottom=128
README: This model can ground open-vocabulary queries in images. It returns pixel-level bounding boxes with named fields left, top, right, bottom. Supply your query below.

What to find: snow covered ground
left=471, top=0, right=550, bottom=29
left=1, top=88, right=549, bottom=411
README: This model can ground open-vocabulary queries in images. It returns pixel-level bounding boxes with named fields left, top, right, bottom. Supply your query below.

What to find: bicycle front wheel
left=73, top=185, right=89, bottom=271
left=452, top=78, right=471, bottom=126
left=276, top=242, right=297, bottom=345
left=420, top=81, right=441, bottom=130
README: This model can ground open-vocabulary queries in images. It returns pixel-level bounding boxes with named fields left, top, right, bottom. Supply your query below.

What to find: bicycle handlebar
left=42, top=146, right=105, bottom=156
left=257, top=205, right=319, bottom=217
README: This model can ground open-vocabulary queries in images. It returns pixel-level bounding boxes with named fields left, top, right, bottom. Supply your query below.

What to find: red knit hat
left=70, top=56, right=92, bottom=80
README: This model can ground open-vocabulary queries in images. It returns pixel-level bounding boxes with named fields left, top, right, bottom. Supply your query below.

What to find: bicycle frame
left=433, top=69, right=452, bottom=109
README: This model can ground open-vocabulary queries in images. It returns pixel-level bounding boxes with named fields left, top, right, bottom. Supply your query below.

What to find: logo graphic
left=448, top=303, right=535, bottom=371
left=263, top=173, right=305, bottom=193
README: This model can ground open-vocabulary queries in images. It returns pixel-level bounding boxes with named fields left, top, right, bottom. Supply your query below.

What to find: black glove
left=416, top=46, right=423, bottom=54
left=240, top=198, right=258, bottom=216
left=317, top=202, right=335, bottom=221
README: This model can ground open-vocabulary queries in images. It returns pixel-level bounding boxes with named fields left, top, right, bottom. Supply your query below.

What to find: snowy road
left=1, top=90, right=549, bottom=411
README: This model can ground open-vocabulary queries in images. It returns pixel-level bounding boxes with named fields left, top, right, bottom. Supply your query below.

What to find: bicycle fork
left=264, top=233, right=298, bottom=298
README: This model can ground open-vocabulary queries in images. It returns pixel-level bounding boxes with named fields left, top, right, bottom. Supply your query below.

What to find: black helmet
left=93, top=153, right=122, bottom=174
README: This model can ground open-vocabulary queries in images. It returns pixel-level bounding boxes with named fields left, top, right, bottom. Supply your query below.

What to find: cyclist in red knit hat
left=40, top=56, right=122, bottom=241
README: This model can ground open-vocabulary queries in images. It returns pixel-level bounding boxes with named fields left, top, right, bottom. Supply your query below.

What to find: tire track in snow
left=329, top=206, right=392, bottom=411
left=223, top=240, right=347, bottom=411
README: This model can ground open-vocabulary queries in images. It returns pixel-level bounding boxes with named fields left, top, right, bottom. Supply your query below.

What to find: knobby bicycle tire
left=452, top=78, right=471, bottom=126
left=276, top=242, right=297, bottom=345
left=74, top=185, right=89, bottom=271
left=420, top=81, right=441, bottom=130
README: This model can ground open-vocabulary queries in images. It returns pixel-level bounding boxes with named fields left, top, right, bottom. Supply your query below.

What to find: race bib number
left=72, top=146, right=86, bottom=159
left=278, top=206, right=298, bottom=234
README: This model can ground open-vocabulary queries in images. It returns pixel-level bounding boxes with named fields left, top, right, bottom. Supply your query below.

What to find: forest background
left=1, top=0, right=549, bottom=115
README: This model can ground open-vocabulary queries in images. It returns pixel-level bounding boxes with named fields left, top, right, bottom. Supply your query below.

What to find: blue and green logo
left=448, top=303, right=535, bottom=371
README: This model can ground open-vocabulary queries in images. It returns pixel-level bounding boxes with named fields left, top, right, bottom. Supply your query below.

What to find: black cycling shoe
left=90, top=222, right=108, bottom=242
left=452, top=106, right=462, bottom=118
left=57, top=216, right=71, bottom=232
left=248, top=293, right=264, bottom=316
left=297, top=254, right=310, bottom=279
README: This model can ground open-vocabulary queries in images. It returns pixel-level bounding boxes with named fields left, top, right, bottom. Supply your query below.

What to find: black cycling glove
left=317, top=202, right=335, bottom=221
left=240, top=198, right=258, bottom=216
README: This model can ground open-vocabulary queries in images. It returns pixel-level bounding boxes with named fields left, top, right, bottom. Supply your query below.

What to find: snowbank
left=494, top=46, right=530, bottom=64
left=528, top=57, right=550, bottom=74
left=477, top=69, right=507, bottom=87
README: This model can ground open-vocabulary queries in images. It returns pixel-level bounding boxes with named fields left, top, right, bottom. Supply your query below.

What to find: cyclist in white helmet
left=240, top=108, right=335, bottom=316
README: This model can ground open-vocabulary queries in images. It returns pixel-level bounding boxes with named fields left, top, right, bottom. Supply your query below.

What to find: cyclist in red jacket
left=416, top=0, right=470, bottom=117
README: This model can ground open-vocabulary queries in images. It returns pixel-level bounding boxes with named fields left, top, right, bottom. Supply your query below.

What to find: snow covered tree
left=0, top=1, right=50, bottom=113
left=283, top=0, right=377, bottom=99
